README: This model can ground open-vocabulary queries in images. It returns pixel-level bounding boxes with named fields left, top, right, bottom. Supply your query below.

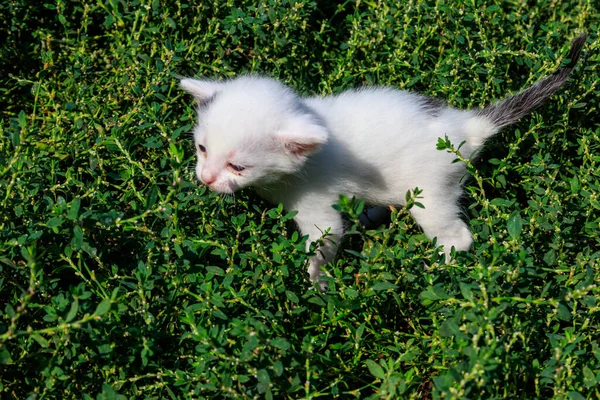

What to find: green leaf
left=213, top=309, right=228, bottom=320
left=143, top=137, right=163, bottom=148
left=507, top=211, right=523, bottom=239
left=99, top=383, right=126, bottom=400
left=257, top=369, right=270, bottom=385
left=281, top=210, right=298, bottom=222
left=206, top=266, right=225, bottom=276
left=65, top=299, right=79, bottom=322
left=31, top=334, right=49, bottom=348
left=0, top=257, right=17, bottom=268
left=490, top=197, right=515, bottom=207
left=273, top=361, right=284, bottom=377
left=285, top=291, right=299, bottom=304
left=365, top=359, right=385, bottom=379
left=270, top=338, right=291, bottom=351
left=557, top=303, right=571, bottom=321
left=354, top=199, right=365, bottom=216
left=68, top=198, right=81, bottom=220
left=231, top=213, right=246, bottom=228
left=420, top=284, right=450, bottom=303
left=459, top=282, right=474, bottom=301
left=0, top=348, right=13, bottom=365
left=169, top=142, right=183, bottom=163
left=5, top=304, right=15, bottom=319
left=46, top=217, right=64, bottom=228
left=18, top=110, right=27, bottom=129
left=543, top=249, right=557, bottom=266
left=73, top=226, right=84, bottom=250
left=94, top=298, right=111, bottom=316
left=570, top=176, right=580, bottom=194
left=307, top=296, right=325, bottom=306
left=567, top=391, right=585, bottom=400
left=440, top=320, right=463, bottom=338
left=372, top=281, right=398, bottom=291
left=436, top=135, right=450, bottom=150
left=146, top=185, right=159, bottom=209
left=583, top=366, right=596, bottom=387
left=20, top=246, right=33, bottom=263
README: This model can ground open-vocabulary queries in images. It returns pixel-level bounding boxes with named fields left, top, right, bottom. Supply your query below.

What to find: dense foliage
left=1, top=0, right=599, bottom=398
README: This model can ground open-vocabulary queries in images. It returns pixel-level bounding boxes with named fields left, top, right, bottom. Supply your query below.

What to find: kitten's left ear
left=276, top=115, right=329, bottom=158
left=180, top=78, right=220, bottom=104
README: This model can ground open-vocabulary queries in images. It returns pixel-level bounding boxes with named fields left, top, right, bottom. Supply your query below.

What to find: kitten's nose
left=201, top=171, right=217, bottom=185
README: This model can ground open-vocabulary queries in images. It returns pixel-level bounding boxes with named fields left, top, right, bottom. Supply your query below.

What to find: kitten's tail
left=468, top=34, right=586, bottom=148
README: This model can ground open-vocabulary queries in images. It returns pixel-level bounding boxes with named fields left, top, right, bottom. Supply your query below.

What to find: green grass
left=1, top=0, right=600, bottom=398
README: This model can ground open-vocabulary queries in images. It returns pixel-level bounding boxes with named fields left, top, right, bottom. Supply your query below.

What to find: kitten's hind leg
left=409, top=197, right=472, bottom=262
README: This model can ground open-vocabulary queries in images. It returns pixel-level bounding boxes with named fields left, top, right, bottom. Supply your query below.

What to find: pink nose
left=201, top=171, right=217, bottom=185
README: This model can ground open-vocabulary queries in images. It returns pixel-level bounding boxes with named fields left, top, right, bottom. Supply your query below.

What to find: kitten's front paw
left=315, top=278, right=328, bottom=292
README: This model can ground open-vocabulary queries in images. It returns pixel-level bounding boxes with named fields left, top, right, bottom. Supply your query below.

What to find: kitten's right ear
left=180, top=78, right=220, bottom=104
left=276, top=115, right=329, bottom=159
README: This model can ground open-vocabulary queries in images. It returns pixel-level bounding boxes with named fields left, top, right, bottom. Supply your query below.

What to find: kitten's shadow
left=307, top=135, right=388, bottom=191
left=358, top=206, right=391, bottom=229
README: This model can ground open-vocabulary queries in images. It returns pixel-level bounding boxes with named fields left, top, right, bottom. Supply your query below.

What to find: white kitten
left=180, top=35, right=585, bottom=288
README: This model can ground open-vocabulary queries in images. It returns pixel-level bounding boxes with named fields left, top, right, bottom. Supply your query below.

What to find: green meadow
left=1, top=1, right=599, bottom=398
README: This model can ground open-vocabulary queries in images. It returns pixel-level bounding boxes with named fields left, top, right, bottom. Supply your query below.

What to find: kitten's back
left=305, top=87, right=472, bottom=162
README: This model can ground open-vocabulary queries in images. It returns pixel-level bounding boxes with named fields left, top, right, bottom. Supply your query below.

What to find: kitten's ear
left=276, top=116, right=329, bottom=158
left=180, top=78, right=220, bottom=104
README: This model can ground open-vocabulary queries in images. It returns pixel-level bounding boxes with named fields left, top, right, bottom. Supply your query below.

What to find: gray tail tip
left=564, top=34, right=587, bottom=69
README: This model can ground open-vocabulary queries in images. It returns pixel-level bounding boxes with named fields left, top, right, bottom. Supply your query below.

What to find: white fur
left=181, top=75, right=499, bottom=285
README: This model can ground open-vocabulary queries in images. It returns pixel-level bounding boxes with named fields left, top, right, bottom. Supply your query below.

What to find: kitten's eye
left=228, top=163, right=246, bottom=173
left=197, top=144, right=206, bottom=153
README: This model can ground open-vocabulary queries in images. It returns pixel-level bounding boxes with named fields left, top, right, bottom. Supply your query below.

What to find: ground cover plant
left=1, top=0, right=599, bottom=398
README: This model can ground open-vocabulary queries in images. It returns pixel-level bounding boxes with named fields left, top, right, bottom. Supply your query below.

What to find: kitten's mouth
left=205, top=181, right=235, bottom=194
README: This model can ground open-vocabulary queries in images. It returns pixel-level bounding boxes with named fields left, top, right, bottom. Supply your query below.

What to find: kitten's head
left=180, top=76, right=328, bottom=194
